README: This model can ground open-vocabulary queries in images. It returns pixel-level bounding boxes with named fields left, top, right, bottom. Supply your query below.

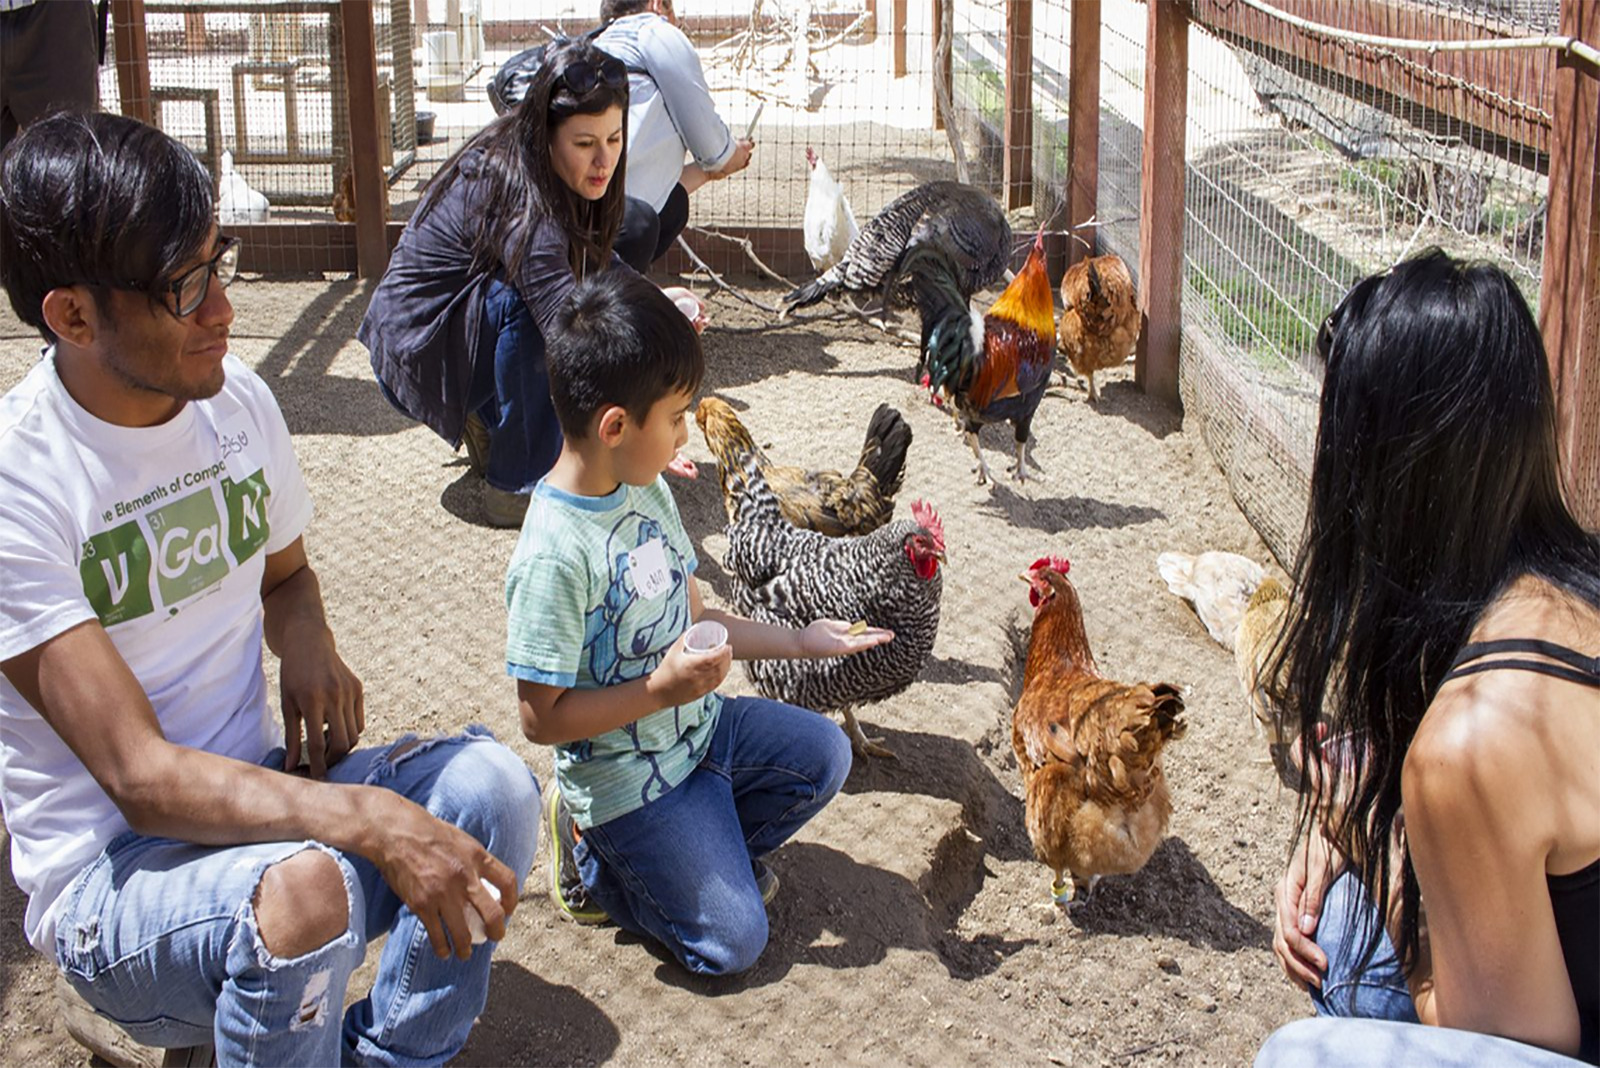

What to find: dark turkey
left=781, top=180, right=1013, bottom=317
left=722, top=455, right=946, bottom=758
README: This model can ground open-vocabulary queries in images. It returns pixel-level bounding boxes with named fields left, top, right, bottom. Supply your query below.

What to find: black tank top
left=1443, top=639, right=1600, bottom=1064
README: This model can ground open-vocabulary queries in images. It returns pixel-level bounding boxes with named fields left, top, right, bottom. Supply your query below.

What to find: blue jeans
left=1256, top=1018, right=1590, bottom=1068
left=53, top=729, right=540, bottom=1066
left=575, top=696, right=852, bottom=976
left=1310, top=870, right=1420, bottom=1023
left=475, top=277, right=563, bottom=494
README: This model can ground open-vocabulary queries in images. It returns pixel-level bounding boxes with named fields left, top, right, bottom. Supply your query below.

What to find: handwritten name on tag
left=216, top=414, right=259, bottom=483
left=627, top=538, right=671, bottom=601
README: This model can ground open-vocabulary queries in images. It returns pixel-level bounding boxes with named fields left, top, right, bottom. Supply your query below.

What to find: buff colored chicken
left=1014, top=557, right=1187, bottom=908
left=1234, top=576, right=1300, bottom=784
left=696, top=398, right=912, bottom=537
left=1156, top=550, right=1267, bottom=650
left=1057, top=254, right=1139, bottom=403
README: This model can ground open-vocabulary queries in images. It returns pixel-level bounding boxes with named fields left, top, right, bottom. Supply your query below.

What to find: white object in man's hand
left=464, top=876, right=504, bottom=945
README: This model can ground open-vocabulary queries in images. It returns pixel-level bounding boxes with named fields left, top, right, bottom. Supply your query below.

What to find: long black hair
left=420, top=36, right=628, bottom=280
left=1269, top=248, right=1600, bottom=985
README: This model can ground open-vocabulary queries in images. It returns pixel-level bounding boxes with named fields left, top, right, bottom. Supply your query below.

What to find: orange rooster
left=908, top=227, right=1057, bottom=484
left=1013, top=556, right=1187, bottom=908
left=1057, top=254, right=1140, bottom=403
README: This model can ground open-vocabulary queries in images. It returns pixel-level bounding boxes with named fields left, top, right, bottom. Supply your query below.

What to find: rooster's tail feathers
left=782, top=268, right=841, bottom=311
left=859, top=404, right=912, bottom=497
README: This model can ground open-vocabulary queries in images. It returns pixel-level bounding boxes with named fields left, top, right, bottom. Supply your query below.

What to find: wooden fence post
left=1539, top=0, right=1599, bottom=530
left=1067, top=0, right=1100, bottom=268
left=893, top=0, right=907, bottom=77
left=109, top=0, right=152, bottom=125
left=1002, top=0, right=1033, bottom=209
left=340, top=0, right=390, bottom=279
left=1137, top=0, right=1187, bottom=407
left=931, top=0, right=951, bottom=130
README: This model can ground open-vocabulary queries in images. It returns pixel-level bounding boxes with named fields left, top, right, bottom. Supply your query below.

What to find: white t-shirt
left=0, top=351, right=313, bottom=954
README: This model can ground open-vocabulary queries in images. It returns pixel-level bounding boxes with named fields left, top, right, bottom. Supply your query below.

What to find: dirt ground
left=0, top=273, right=1308, bottom=1066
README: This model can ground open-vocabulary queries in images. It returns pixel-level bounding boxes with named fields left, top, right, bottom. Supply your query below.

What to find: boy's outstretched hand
left=798, top=619, right=894, bottom=658
left=648, top=633, right=733, bottom=707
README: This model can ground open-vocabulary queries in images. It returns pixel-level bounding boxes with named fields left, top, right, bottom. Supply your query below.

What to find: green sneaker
left=754, top=859, right=780, bottom=906
left=544, top=784, right=608, bottom=925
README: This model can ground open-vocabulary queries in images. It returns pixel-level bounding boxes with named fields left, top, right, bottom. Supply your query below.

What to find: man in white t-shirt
left=0, top=112, right=539, bottom=1064
left=598, top=0, right=755, bottom=271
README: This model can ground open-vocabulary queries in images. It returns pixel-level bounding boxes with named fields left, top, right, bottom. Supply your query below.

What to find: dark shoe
left=461, top=412, right=491, bottom=477
left=753, top=859, right=779, bottom=906
left=544, top=784, right=608, bottom=925
left=483, top=483, right=530, bottom=528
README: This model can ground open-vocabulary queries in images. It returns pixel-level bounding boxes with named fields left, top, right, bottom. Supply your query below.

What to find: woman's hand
left=1273, top=829, right=1345, bottom=991
left=661, top=285, right=708, bottom=333
left=797, top=619, right=894, bottom=659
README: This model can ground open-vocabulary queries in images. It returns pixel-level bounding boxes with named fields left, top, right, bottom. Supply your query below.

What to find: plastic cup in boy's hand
left=682, top=620, right=728, bottom=656
left=464, top=876, right=504, bottom=945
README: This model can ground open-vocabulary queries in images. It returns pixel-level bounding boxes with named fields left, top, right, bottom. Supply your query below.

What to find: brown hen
left=1057, top=254, right=1139, bottom=403
left=1013, top=557, right=1186, bottom=907
left=696, top=397, right=912, bottom=537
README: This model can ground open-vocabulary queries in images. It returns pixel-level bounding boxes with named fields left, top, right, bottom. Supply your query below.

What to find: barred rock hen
left=911, top=227, right=1056, bottom=484
left=1014, top=557, right=1186, bottom=908
left=1058, top=254, right=1140, bottom=403
left=781, top=180, right=1012, bottom=316
left=696, top=397, right=912, bottom=537
left=723, top=456, right=945, bottom=758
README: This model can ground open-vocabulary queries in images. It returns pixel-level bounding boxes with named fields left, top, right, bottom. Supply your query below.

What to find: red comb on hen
left=910, top=500, right=945, bottom=551
left=1028, top=555, right=1072, bottom=576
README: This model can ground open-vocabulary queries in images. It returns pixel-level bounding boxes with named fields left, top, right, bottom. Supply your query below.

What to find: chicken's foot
left=966, top=430, right=993, bottom=485
left=1007, top=436, right=1044, bottom=483
left=841, top=708, right=896, bottom=759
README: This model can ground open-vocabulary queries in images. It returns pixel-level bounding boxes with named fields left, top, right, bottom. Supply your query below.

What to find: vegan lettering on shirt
left=79, top=471, right=272, bottom=626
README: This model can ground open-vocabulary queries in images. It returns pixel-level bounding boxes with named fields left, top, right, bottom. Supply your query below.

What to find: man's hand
left=279, top=628, right=364, bottom=778
left=369, top=794, right=520, bottom=959
left=713, top=138, right=754, bottom=179
left=1273, top=830, right=1345, bottom=991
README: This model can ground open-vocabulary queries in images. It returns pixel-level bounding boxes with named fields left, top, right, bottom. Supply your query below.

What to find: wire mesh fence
left=91, top=0, right=1589, bottom=547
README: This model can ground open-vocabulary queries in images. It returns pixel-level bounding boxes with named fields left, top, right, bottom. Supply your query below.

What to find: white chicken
left=802, top=146, right=858, bottom=273
left=1156, top=550, right=1266, bottom=650
left=219, top=150, right=270, bottom=224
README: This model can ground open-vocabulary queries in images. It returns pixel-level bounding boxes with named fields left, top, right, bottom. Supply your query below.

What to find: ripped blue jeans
left=53, top=728, right=540, bottom=1067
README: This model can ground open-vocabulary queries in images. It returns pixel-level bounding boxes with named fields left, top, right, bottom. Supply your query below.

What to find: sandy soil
left=0, top=274, right=1307, bottom=1066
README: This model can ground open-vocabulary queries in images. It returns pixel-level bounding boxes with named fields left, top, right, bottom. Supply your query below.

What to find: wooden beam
left=1137, top=0, right=1188, bottom=408
left=1540, top=0, right=1600, bottom=529
left=1190, top=0, right=1556, bottom=159
left=339, top=0, right=390, bottom=278
left=892, top=0, right=907, bottom=77
left=1067, top=0, right=1101, bottom=268
left=931, top=0, right=951, bottom=130
left=1002, top=0, right=1033, bottom=209
left=109, top=0, right=152, bottom=125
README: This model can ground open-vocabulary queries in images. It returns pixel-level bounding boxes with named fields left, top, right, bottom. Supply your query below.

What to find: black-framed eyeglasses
left=557, top=56, right=629, bottom=95
left=129, top=235, right=241, bottom=318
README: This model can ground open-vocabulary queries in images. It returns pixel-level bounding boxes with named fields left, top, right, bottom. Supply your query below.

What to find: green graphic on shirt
left=223, top=471, right=271, bottom=564
left=147, top=489, right=230, bottom=605
left=80, top=521, right=154, bottom=626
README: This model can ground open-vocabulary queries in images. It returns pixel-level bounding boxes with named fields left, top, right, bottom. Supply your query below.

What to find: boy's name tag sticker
left=215, top=414, right=258, bottom=483
left=628, top=538, right=671, bottom=600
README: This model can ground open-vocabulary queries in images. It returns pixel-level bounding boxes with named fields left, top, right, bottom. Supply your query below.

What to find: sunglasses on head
left=557, top=56, right=628, bottom=95
left=126, top=235, right=241, bottom=319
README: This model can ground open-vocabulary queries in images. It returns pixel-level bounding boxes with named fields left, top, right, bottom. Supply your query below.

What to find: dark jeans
left=475, top=277, right=564, bottom=493
left=616, top=184, right=690, bottom=273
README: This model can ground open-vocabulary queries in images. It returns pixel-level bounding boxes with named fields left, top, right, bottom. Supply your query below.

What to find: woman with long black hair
left=360, top=36, right=698, bottom=527
left=1256, top=250, right=1599, bottom=1067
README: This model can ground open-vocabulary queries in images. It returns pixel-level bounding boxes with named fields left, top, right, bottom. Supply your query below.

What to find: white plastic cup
left=682, top=620, right=728, bottom=655
left=463, top=876, right=503, bottom=945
